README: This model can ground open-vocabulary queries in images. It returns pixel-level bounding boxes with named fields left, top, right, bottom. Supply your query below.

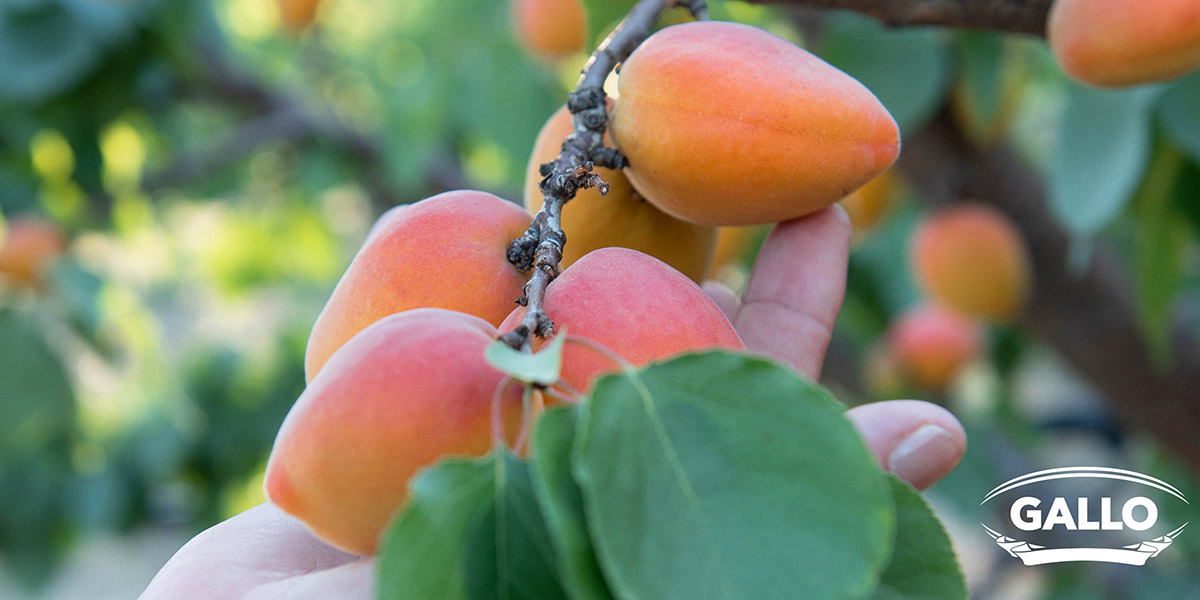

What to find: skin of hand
left=141, top=205, right=967, bottom=600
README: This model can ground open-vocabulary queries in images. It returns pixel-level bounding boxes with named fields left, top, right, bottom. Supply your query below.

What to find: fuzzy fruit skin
left=911, top=204, right=1030, bottom=320
left=888, top=305, right=982, bottom=390
left=609, top=21, right=900, bottom=226
left=525, top=106, right=717, bottom=283
left=304, top=191, right=530, bottom=381
left=840, top=170, right=898, bottom=234
left=501, top=247, right=744, bottom=391
left=1048, top=0, right=1200, bottom=86
left=0, top=217, right=65, bottom=285
left=277, top=0, right=320, bottom=31
left=266, top=309, right=524, bottom=556
left=513, top=0, right=586, bottom=59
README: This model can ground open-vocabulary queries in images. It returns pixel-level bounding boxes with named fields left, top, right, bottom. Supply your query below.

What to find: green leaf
left=485, top=332, right=567, bottom=386
left=1049, top=84, right=1159, bottom=235
left=871, top=476, right=967, bottom=600
left=0, top=2, right=101, bottom=103
left=529, top=407, right=615, bottom=600
left=0, top=309, right=76, bottom=462
left=377, top=452, right=569, bottom=600
left=580, top=0, right=637, bottom=47
left=377, top=457, right=496, bottom=600
left=463, top=452, right=570, bottom=600
left=1132, top=144, right=1189, bottom=365
left=819, top=13, right=951, bottom=134
left=1157, top=71, right=1200, bottom=164
left=574, top=350, right=893, bottom=600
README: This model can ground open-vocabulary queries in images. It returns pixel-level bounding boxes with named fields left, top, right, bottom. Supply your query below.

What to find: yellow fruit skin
left=304, top=191, right=530, bottom=381
left=513, top=0, right=587, bottom=59
left=911, top=204, right=1031, bottom=320
left=1048, top=0, right=1200, bottom=86
left=839, top=170, right=898, bottom=234
left=266, top=309, right=524, bottom=556
left=525, top=106, right=717, bottom=283
left=609, top=21, right=900, bottom=226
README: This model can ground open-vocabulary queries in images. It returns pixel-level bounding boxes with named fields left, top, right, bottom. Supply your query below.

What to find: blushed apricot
left=305, top=191, right=530, bottom=381
left=1048, top=0, right=1200, bottom=86
left=887, top=305, right=983, bottom=390
left=266, top=309, right=524, bottom=556
left=501, top=247, right=743, bottom=391
left=0, top=216, right=66, bottom=285
left=513, top=0, right=586, bottom=60
left=911, top=204, right=1031, bottom=320
left=525, top=106, right=717, bottom=282
left=609, top=21, right=900, bottom=226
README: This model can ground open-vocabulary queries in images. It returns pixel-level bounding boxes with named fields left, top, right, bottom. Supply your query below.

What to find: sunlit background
left=1, top=0, right=1199, bottom=598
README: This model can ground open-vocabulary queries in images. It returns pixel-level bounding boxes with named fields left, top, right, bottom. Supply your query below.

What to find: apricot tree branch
left=753, top=0, right=1052, bottom=35
left=500, top=0, right=705, bottom=351
left=898, top=111, right=1200, bottom=472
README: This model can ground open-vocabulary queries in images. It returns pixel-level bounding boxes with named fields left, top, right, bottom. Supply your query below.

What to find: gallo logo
left=980, top=467, right=1189, bottom=566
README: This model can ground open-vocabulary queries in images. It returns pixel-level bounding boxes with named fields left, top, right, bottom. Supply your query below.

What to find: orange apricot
left=911, top=204, right=1031, bottom=320
left=277, top=0, right=320, bottom=31
left=501, top=247, right=743, bottom=391
left=525, top=106, right=717, bottom=283
left=1048, top=0, right=1200, bottom=86
left=0, top=216, right=66, bottom=285
left=266, top=308, right=524, bottom=556
left=513, top=0, right=587, bottom=60
left=840, top=170, right=899, bottom=234
left=305, top=191, right=530, bottom=381
left=887, top=305, right=983, bottom=390
left=608, top=21, right=900, bottom=226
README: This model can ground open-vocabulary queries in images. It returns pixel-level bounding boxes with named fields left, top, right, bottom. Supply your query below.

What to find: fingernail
left=887, top=423, right=960, bottom=489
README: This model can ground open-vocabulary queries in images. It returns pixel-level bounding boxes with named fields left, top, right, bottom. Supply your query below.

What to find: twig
left=500, top=0, right=705, bottom=351
left=753, top=0, right=1052, bottom=35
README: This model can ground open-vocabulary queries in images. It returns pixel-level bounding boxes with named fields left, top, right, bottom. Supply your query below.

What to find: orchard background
left=1, top=0, right=1200, bottom=597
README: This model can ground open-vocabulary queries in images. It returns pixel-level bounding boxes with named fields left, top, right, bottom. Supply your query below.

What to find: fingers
left=733, top=205, right=852, bottom=379
left=701, top=280, right=741, bottom=320
left=845, top=400, right=967, bottom=490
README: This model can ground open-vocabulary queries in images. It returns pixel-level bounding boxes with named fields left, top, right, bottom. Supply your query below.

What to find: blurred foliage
left=0, top=0, right=1197, bottom=596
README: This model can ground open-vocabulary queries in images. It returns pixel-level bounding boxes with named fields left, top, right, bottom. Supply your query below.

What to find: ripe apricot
left=608, top=21, right=900, bottom=226
left=501, top=247, right=743, bottom=391
left=911, top=204, right=1031, bottom=320
left=1048, top=0, right=1200, bottom=86
left=277, top=0, right=320, bottom=31
left=266, top=308, right=524, bottom=555
left=887, top=305, right=982, bottom=390
left=0, top=216, right=66, bottom=285
left=525, top=106, right=717, bottom=282
left=840, top=170, right=898, bottom=234
left=513, top=0, right=586, bottom=60
left=305, top=191, right=530, bottom=381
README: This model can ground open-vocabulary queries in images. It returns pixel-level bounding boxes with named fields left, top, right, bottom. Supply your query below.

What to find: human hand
left=141, top=206, right=966, bottom=600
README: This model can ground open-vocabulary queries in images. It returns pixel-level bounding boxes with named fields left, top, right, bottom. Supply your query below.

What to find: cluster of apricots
left=870, top=204, right=1031, bottom=395
left=0, top=216, right=66, bottom=288
left=1048, top=0, right=1200, bottom=86
left=265, top=20, right=901, bottom=556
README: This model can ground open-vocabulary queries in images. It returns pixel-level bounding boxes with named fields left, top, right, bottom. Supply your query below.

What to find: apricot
left=608, top=21, right=900, bottom=226
left=305, top=191, right=530, bottom=381
left=840, top=170, right=898, bottom=234
left=525, top=106, right=717, bottom=283
left=266, top=308, right=524, bottom=555
left=1048, top=0, right=1200, bottom=86
left=277, top=0, right=320, bottom=31
left=513, top=0, right=586, bottom=60
left=501, top=247, right=743, bottom=391
left=911, top=204, right=1031, bottom=320
left=887, top=305, right=983, bottom=390
left=0, top=216, right=66, bottom=285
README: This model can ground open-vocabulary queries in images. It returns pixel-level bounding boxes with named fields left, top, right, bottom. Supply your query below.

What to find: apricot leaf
left=574, top=350, right=894, bottom=600
left=1050, top=84, right=1158, bottom=235
left=529, top=407, right=615, bottom=600
left=1158, top=71, right=1200, bottom=164
left=871, top=476, right=967, bottom=600
left=485, top=331, right=566, bottom=386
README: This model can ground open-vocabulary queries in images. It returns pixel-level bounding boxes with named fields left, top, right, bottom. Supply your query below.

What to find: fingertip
left=702, top=280, right=741, bottom=320
left=846, top=400, right=967, bottom=490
